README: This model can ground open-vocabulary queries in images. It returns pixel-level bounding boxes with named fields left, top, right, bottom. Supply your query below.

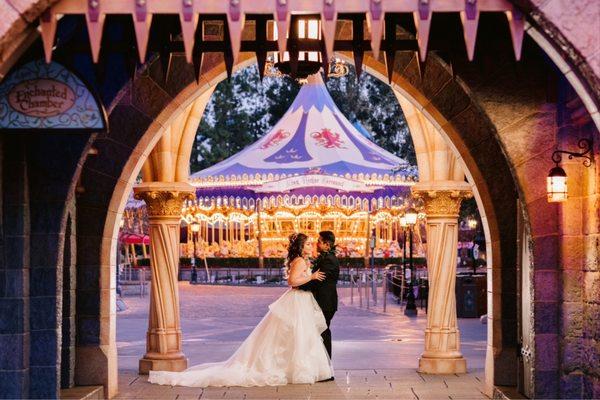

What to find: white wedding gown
left=148, top=287, right=334, bottom=387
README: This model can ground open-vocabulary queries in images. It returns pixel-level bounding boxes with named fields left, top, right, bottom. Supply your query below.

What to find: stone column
left=412, top=181, right=472, bottom=374
left=134, top=182, right=195, bottom=374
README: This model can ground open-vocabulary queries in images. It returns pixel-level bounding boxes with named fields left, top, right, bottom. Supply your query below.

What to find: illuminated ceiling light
left=265, top=17, right=347, bottom=81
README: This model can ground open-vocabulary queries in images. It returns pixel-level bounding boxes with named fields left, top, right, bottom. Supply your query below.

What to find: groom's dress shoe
left=318, top=377, right=335, bottom=382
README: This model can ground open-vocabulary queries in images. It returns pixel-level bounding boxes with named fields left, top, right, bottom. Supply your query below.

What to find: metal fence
left=347, top=266, right=429, bottom=313
left=182, top=265, right=413, bottom=287
left=117, top=263, right=431, bottom=315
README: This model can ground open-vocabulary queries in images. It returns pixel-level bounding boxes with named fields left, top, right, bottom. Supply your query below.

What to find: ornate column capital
left=412, top=181, right=472, bottom=217
left=133, top=182, right=195, bottom=218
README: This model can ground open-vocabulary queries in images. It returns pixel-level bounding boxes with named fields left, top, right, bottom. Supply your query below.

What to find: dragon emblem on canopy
left=311, top=128, right=345, bottom=149
left=260, top=129, right=290, bottom=149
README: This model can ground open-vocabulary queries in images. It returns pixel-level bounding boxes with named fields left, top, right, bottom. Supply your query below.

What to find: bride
left=148, top=233, right=334, bottom=387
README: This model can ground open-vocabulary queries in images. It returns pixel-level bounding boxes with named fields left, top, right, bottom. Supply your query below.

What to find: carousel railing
left=348, top=265, right=429, bottom=314
left=178, top=256, right=427, bottom=270
left=183, top=264, right=420, bottom=288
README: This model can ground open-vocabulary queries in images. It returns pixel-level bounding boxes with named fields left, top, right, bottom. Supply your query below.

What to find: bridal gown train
left=148, top=288, right=334, bottom=387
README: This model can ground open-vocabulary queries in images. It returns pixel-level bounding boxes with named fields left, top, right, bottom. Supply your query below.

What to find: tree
left=191, top=67, right=269, bottom=171
left=264, top=76, right=300, bottom=127
left=325, top=67, right=416, bottom=166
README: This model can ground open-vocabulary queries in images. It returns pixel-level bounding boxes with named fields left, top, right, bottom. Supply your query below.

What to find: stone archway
left=133, top=57, right=484, bottom=379
left=77, top=49, right=517, bottom=399
left=0, top=4, right=598, bottom=399
left=75, top=33, right=597, bottom=399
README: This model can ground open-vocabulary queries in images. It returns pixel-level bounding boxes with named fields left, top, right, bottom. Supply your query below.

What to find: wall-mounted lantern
left=547, top=139, right=593, bottom=203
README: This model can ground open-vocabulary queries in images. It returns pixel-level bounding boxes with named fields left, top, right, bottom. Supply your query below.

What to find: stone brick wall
left=28, top=135, right=91, bottom=398
left=60, top=209, right=76, bottom=389
left=0, top=134, right=91, bottom=398
left=0, top=136, right=31, bottom=397
left=555, top=80, right=600, bottom=398
left=447, top=19, right=600, bottom=397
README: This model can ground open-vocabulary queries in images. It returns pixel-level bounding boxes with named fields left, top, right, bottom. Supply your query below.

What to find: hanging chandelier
left=264, top=17, right=348, bottom=81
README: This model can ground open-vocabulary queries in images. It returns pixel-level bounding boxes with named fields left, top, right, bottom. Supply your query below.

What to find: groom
left=299, top=231, right=339, bottom=372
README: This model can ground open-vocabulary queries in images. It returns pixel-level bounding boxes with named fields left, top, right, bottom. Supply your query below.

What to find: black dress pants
left=321, top=310, right=335, bottom=358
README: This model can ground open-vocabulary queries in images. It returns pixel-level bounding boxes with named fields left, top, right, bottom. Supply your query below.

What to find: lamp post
left=472, top=227, right=486, bottom=275
left=404, top=207, right=418, bottom=317
left=369, top=232, right=376, bottom=303
left=399, top=216, right=407, bottom=304
left=190, top=222, right=200, bottom=284
left=467, top=217, right=479, bottom=274
left=117, top=218, right=125, bottom=296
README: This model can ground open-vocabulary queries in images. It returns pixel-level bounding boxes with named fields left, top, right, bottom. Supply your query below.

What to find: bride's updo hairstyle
left=286, top=232, right=308, bottom=266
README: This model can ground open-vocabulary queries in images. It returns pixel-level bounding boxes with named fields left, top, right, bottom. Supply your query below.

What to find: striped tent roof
left=190, top=74, right=412, bottom=186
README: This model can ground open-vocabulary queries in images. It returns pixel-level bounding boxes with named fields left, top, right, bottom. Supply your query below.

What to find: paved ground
left=116, top=283, right=489, bottom=399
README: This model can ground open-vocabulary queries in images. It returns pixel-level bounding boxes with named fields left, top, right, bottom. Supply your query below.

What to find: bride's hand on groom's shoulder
left=311, top=269, right=326, bottom=281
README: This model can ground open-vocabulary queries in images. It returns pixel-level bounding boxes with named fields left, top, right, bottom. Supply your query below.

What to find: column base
left=139, top=356, right=188, bottom=375
left=418, top=356, right=467, bottom=374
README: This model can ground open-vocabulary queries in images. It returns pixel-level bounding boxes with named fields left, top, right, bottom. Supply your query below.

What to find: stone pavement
left=116, top=368, right=488, bottom=399
left=116, top=283, right=489, bottom=399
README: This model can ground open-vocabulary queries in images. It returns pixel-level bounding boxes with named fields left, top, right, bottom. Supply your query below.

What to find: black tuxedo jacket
left=299, top=251, right=340, bottom=312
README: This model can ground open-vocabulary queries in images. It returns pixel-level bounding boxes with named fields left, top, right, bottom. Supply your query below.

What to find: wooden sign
left=0, top=60, right=107, bottom=132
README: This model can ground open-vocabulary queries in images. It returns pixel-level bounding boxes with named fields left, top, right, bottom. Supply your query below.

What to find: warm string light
left=190, top=174, right=417, bottom=187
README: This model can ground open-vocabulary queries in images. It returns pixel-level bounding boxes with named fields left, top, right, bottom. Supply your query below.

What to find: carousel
left=119, top=196, right=150, bottom=266
left=180, top=74, right=422, bottom=263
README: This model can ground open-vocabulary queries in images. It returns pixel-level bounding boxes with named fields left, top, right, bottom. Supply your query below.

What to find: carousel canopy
left=126, top=75, right=421, bottom=259
left=190, top=74, right=413, bottom=189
